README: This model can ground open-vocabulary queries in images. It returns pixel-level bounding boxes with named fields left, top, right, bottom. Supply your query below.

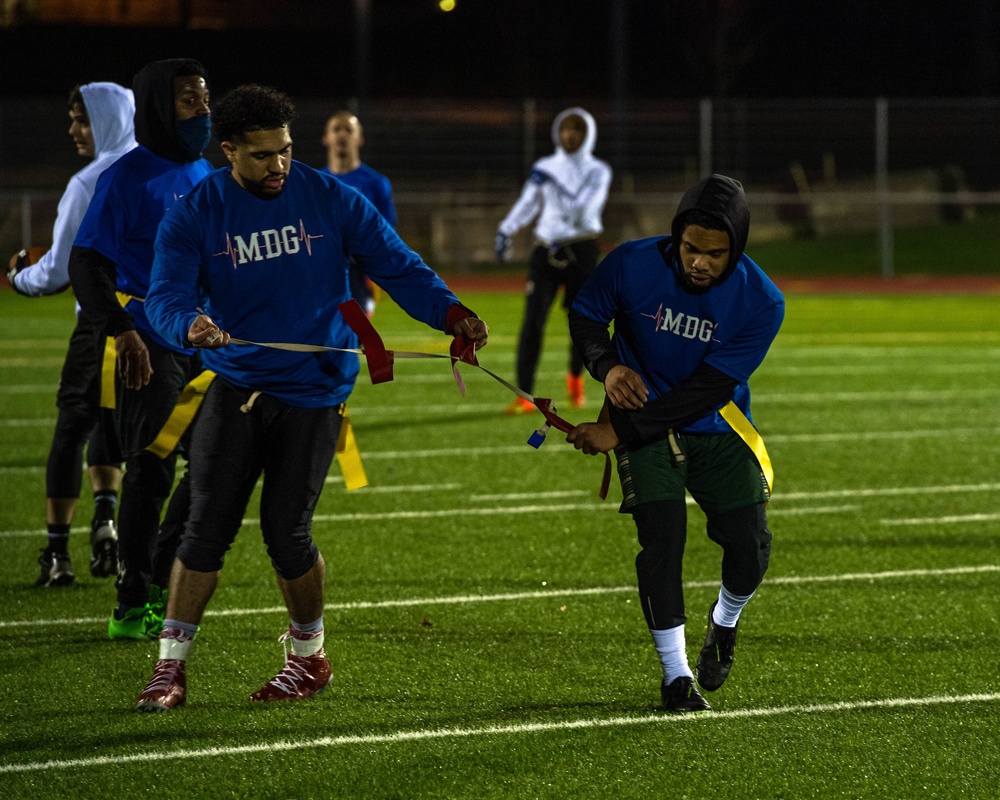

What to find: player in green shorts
left=566, top=174, right=784, bottom=712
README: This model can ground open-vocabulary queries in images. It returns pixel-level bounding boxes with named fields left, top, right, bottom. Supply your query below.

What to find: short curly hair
left=212, top=84, right=296, bottom=144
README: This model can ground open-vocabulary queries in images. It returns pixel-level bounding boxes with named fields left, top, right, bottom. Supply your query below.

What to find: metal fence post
left=699, top=97, right=713, bottom=178
left=875, top=97, right=894, bottom=278
left=522, top=97, right=536, bottom=179
left=21, top=192, right=32, bottom=247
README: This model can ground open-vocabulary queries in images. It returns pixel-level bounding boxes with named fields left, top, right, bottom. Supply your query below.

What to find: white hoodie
left=498, top=106, right=612, bottom=246
left=13, top=82, right=136, bottom=297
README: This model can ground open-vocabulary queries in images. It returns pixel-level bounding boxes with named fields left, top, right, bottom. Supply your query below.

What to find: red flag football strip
left=336, top=301, right=612, bottom=499
left=337, top=300, right=394, bottom=384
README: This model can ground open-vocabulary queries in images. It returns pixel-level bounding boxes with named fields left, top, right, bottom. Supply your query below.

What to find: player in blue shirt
left=69, top=58, right=214, bottom=641
left=567, top=174, right=784, bottom=712
left=136, top=84, right=488, bottom=712
left=321, top=110, right=398, bottom=317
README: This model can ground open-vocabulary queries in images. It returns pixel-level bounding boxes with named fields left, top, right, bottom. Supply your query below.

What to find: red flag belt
left=228, top=300, right=612, bottom=499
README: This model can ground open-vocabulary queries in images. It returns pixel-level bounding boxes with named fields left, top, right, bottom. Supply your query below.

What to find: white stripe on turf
left=1, top=565, right=996, bottom=630
left=2, top=691, right=998, bottom=775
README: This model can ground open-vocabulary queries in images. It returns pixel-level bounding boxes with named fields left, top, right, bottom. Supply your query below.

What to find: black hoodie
left=669, top=173, right=750, bottom=284
left=132, top=58, right=208, bottom=163
left=69, top=58, right=210, bottom=338
left=568, top=174, right=754, bottom=449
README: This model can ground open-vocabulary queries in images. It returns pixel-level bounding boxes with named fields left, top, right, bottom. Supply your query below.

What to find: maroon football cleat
left=135, top=659, right=186, bottom=712
left=249, top=649, right=332, bottom=702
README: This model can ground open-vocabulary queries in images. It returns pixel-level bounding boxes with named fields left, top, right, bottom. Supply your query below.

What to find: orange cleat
left=567, top=373, right=585, bottom=408
left=504, top=396, right=536, bottom=415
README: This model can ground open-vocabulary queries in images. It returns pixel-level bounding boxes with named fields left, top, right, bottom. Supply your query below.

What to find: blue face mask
left=175, top=114, right=212, bottom=160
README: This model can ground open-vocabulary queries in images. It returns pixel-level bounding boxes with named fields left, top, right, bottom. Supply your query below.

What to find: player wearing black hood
left=69, top=59, right=214, bottom=641
left=566, top=174, right=784, bottom=712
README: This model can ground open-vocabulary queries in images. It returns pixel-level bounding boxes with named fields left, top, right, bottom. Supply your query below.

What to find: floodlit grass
left=745, top=211, right=1000, bottom=277
left=1, top=286, right=998, bottom=799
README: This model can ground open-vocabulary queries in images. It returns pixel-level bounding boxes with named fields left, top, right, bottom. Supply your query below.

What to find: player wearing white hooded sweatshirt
left=6, top=82, right=135, bottom=588
left=495, top=106, right=612, bottom=412
left=10, top=83, right=136, bottom=298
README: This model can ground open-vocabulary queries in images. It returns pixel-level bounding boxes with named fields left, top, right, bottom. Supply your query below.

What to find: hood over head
left=132, top=58, right=208, bottom=162
left=79, top=82, right=136, bottom=159
left=550, top=106, right=598, bottom=159
left=671, top=173, right=750, bottom=282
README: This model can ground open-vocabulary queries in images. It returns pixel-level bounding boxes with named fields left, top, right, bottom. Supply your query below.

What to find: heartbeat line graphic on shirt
left=641, top=303, right=668, bottom=330
left=298, top=218, right=324, bottom=254
left=213, top=219, right=325, bottom=268
left=213, top=233, right=240, bottom=268
left=212, top=233, right=242, bottom=269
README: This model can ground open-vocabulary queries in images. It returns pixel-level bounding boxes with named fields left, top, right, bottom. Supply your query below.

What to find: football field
left=0, top=286, right=998, bottom=799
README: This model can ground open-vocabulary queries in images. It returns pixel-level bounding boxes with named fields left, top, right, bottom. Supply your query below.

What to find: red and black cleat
left=249, top=649, right=332, bottom=702
left=136, top=659, right=187, bottom=712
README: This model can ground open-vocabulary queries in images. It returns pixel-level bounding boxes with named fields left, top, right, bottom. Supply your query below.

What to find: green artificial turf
left=734, top=211, right=1000, bottom=277
left=0, top=286, right=998, bottom=799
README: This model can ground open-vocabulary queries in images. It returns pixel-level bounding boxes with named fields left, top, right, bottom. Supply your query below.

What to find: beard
left=678, top=269, right=714, bottom=294
left=243, top=174, right=286, bottom=200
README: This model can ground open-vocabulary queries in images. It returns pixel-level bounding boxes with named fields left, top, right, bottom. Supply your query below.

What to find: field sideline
left=437, top=271, right=1000, bottom=295
left=1, top=286, right=998, bottom=799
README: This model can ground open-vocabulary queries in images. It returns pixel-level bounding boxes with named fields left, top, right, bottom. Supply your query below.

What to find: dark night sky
left=1, top=0, right=998, bottom=99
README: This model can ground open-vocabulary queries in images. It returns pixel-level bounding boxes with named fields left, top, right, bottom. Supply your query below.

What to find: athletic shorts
left=55, top=314, right=104, bottom=417
left=616, top=432, right=769, bottom=517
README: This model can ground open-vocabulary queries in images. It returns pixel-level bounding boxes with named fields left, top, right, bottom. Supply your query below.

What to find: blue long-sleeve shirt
left=146, top=161, right=459, bottom=407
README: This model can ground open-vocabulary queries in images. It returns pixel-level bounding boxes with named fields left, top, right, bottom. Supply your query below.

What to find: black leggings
left=113, top=334, right=200, bottom=607
left=515, top=239, right=599, bottom=394
left=632, top=500, right=771, bottom=630
left=47, top=313, right=122, bottom=498
left=45, top=408, right=120, bottom=498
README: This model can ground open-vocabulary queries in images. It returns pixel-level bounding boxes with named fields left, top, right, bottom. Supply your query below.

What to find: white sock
left=289, top=617, right=325, bottom=658
left=713, top=585, right=755, bottom=628
left=650, top=624, right=692, bottom=684
left=158, top=619, right=199, bottom=661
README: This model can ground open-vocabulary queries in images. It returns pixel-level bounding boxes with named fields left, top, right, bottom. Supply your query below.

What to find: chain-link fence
left=2, top=96, right=998, bottom=274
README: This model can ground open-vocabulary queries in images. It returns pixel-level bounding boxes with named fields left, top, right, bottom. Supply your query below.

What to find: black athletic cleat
left=696, top=601, right=738, bottom=691
left=89, top=519, right=118, bottom=578
left=661, top=676, right=711, bottom=712
left=36, top=548, right=75, bottom=587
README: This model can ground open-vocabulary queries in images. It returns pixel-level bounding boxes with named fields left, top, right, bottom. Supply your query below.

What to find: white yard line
left=4, top=387, right=1000, bottom=426
left=2, top=565, right=996, bottom=630
left=3, top=477, right=998, bottom=538
left=881, top=512, right=1000, bottom=526
left=1, top=691, right=997, bottom=775
left=0, top=360, right=996, bottom=394
left=0, top=501, right=850, bottom=538
left=778, top=482, right=1000, bottom=501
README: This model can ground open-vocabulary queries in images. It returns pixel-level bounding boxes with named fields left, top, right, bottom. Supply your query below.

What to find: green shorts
left=615, top=432, right=769, bottom=517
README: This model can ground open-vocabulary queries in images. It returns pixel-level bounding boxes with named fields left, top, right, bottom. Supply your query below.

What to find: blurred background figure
left=494, top=107, right=612, bottom=414
left=6, top=82, right=135, bottom=587
left=321, top=110, right=398, bottom=317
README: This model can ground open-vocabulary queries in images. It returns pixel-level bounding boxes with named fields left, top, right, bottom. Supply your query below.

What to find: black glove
left=6, top=249, right=27, bottom=282
left=6, top=247, right=66, bottom=296
left=6, top=250, right=30, bottom=295
left=494, top=232, right=512, bottom=263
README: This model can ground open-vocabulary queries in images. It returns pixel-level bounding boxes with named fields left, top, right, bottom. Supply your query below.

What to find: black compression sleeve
left=568, top=309, right=620, bottom=382
left=68, top=246, right=135, bottom=337
left=610, top=362, right=739, bottom=450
